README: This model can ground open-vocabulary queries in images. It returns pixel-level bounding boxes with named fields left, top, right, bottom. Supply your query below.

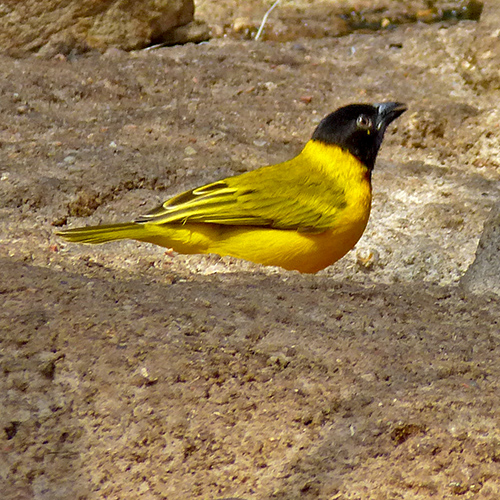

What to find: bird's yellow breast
left=299, top=140, right=372, bottom=232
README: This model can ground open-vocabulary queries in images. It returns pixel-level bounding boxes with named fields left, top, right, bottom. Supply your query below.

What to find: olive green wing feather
left=136, top=159, right=346, bottom=232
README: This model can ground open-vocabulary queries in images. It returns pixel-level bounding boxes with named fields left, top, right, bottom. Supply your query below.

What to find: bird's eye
left=356, top=115, right=372, bottom=131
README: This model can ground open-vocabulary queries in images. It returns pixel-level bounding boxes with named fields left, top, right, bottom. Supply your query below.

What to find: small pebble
left=103, top=47, right=127, bottom=59
left=63, top=155, right=76, bottom=164
left=356, top=248, right=379, bottom=269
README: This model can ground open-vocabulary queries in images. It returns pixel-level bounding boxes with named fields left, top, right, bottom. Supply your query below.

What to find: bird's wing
left=136, top=158, right=346, bottom=232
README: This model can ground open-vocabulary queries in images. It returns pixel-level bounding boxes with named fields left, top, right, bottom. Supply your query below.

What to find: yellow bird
left=57, top=102, right=406, bottom=273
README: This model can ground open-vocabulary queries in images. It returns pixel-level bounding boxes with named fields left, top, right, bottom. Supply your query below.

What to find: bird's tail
left=56, top=222, right=145, bottom=244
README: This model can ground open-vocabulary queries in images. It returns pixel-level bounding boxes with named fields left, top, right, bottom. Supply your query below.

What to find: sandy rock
left=2, top=4, right=500, bottom=498
left=0, top=0, right=197, bottom=55
left=461, top=204, right=500, bottom=295
left=462, top=1, right=500, bottom=90
left=459, top=4, right=500, bottom=295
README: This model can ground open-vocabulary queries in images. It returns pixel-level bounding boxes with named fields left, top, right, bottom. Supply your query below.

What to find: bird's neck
left=301, top=140, right=372, bottom=186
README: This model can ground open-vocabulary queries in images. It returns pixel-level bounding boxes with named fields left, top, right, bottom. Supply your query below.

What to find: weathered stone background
left=1, top=1, right=499, bottom=499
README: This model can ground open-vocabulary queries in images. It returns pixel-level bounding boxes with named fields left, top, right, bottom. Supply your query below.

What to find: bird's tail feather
left=57, top=223, right=145, bottom=244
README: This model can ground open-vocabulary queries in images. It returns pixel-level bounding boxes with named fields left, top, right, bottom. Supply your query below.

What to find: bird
left=57, top=101, right=406, bottom=273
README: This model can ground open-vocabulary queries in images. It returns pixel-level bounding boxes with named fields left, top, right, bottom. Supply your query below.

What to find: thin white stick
left=255, top=0, right=282, bottom=41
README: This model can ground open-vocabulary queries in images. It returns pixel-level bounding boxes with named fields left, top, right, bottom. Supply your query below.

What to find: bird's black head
left=311, top=102, right=407, bottom=170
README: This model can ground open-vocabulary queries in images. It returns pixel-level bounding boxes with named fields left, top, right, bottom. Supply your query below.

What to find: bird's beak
left=375, top=102, right=407, bottom=130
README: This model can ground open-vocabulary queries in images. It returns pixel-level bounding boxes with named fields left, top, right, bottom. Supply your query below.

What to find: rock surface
left=0, top=0, right=196, bottom=55
left=1, top=2, right=500, bottom=499
left=461, top=203, right=500, bottom=295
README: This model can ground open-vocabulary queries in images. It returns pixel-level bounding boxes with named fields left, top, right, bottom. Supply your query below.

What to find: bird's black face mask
left=312, top=102, right=407, bottom=171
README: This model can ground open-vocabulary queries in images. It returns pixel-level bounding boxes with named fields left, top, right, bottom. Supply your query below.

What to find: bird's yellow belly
left=216, top=207, right=370, bottom=273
